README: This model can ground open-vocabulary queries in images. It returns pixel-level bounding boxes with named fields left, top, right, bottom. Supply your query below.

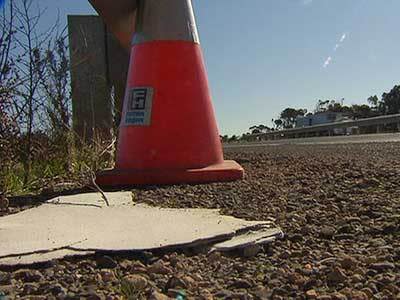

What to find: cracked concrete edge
left=0, top=226, right=284, bottom=267
left=45, top=191, right=133, bottom=207
left=0, top=249, right=95, bottom=267
left=211, top=227, right=284, bottom=252
left=0, top=230, right=236, bottom=267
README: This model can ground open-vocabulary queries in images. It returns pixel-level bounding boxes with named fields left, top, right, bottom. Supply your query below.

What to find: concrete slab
left=0, top=192, right=282, bottom=266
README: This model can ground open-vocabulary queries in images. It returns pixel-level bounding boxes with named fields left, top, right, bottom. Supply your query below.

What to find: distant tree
left=279, top=108, right=307, bottom=129
left=351, top=104, right=372, bottom=119
left=367, top=95, right=379, bottom=109
left=249, top=124, right=271, bottom=134
left=228, top=135, right=238, bottom=142
left=328, top=101, right=352, bottom=115
left=249, top=125, right=260, bottom=134
left=313, top=99, right=354, bottom=116
left=315, top=100, right=330, bottom=113
left=220, top=135, right=229, bottom=143
left=241, top=133, right=252, bottom=141
left=258, top=124, right=271, bottom=132
left=381, top=85, right=400, bottom=115
left=327, top=102, right=341, bottom=112
left=327, top=102, right=344, bottom=113
left=274, top=119, right=283, bottom=129
left=341, top=105, right=353, bottom=115
left=249, top=125, right=262, bottom=134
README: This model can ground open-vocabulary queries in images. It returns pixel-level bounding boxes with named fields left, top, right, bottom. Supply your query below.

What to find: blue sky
left=36, top=0, right=400, bottom=135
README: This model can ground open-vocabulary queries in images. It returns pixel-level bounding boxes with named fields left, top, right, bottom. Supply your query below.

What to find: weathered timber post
left=68, top=15, right=129, bottom=141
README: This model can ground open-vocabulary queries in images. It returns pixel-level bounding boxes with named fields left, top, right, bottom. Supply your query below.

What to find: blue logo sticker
left=124, top=87, right=154, bottom=126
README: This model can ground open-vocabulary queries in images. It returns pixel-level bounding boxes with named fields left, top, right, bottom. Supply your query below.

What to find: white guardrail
left=248, top=113, right=400, bottom=140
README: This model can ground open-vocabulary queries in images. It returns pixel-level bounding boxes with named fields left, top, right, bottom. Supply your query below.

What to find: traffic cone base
left=96, top=160, right=243, bottom=187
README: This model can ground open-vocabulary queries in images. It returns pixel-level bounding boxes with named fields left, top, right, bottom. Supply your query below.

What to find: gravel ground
left=1, top=142, right=400, bottom=300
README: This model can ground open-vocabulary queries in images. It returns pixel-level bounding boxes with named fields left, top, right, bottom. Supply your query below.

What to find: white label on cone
left=125, top=87, right=153, bottom=126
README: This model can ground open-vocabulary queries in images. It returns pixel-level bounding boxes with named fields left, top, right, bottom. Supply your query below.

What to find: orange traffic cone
left=96, top=0, right=244, bottom=187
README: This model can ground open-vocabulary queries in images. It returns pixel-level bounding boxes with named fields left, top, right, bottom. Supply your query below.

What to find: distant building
left=295, top=112, right=344, bottom=128
left=295, top=112, right=357, bottom=135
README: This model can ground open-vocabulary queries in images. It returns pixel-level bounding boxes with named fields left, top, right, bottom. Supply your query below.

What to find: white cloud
left=302, top=0, right=313, bottom=5
left=334, top=44, right=340, bottom=51
left=322, top=32, right=348, bottom=68
left=323, top=56, right=332, bottom=68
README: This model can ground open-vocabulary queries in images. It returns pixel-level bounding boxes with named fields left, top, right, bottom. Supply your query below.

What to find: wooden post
left=68, top=15, right=129, bottom=141
left=106, top=29, right=130, bottom=126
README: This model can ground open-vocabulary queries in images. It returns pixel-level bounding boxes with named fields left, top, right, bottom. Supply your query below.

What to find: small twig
left=0, top=193, right=10, bottom=212
left=88, top=168, right=110, bottom=207
left=80, top=163, right=110, bottom=207
left=98, top=137, right=116, bottom=158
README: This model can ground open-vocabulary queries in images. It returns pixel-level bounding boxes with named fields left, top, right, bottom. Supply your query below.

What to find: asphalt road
left=224, top=133, right=400, bottom=150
